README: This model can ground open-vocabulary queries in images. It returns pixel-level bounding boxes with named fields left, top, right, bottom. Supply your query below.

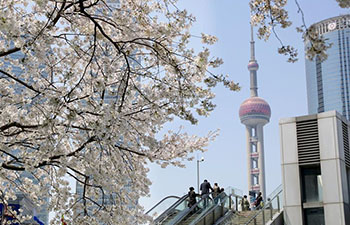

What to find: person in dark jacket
left=254, top=192, right=263, bottom=210
left=200, top=179, right=213, bottom=207
left=188, top=187, right=199, bottom=208
left=200, top=179, right=213, bottom=195
left=218, top=188, right=226, bottom=204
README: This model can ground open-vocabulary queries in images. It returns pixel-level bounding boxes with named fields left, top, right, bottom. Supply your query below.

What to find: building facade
left=305, top=15, right=350, bottom=120
left=280, top=111, right=350, bottom=225
left=239, top=27, right=271, bottom=201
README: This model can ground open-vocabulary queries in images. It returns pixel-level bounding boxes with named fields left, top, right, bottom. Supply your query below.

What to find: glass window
left=301, top=165, right=323, bottom=203
left=252, top=127, right=256, bottom=137
left=304, top=207, right=325, bottom=225
left=252, top=143, right=257, bottom=153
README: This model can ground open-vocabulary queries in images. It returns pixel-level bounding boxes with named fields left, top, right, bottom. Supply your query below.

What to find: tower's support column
left=257, top=124, right=266, bottom=200
left=246, top=126, right=252, bottom=193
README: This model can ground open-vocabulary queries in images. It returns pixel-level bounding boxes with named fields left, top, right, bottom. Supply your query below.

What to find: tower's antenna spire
left=248, top=25, right=259, bottom=97
left=250, top=25, right=256, bottom=61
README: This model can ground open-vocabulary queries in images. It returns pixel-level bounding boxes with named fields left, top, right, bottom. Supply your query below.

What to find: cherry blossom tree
left=0, top=0, right=237, bottom=224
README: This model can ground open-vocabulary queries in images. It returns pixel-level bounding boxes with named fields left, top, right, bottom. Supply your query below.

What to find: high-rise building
left=305, top=15, right=350, bottom=120
left=239, top=26, right=271, bottom=201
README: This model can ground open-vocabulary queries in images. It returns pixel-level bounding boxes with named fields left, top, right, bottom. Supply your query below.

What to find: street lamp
left=197, top=157, right=204, bottom=193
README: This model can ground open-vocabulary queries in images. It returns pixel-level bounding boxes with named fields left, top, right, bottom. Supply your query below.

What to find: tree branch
left=0, top=122, right=41, bottom=132
left=0, top=47, right=21, bottom=57
left=0, top=69, right=41, bottom=93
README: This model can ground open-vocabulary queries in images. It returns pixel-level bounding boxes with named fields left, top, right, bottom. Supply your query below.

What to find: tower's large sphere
left=239, top=97, right=271, bottom=126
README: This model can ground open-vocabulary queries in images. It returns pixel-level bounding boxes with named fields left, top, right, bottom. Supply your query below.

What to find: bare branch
left=0, top=69, right=41, bottom=93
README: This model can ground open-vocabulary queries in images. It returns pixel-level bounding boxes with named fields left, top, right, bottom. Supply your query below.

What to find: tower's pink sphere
left=239, top=97, right=271, bottom=118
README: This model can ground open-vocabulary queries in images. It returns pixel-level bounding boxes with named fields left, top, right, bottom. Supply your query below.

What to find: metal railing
left=146, top=195, right=181, bottom=215
left=190, top=193, right=229, bottom=225
left=244, top=185, right=283, bottom=225
left=146, top=194, right=189, bottom=225
left=166, top=193, right=213, bottom=225
left=190, top=191, right=244, bottom=225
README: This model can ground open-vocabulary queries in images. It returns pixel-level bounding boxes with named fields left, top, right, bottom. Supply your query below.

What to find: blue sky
left=140, top=0, right=350, bottom=213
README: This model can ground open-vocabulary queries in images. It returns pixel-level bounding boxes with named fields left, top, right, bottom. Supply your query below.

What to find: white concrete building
left=280, top=110, right=350, bottom=225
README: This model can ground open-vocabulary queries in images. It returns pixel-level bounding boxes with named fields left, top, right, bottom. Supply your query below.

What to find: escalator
left=163, top=194, right=214, bottom=225
left=148, top=192, right=235, bottom=225
left=146, top=194, right=189, bottom=225
left=181, top=192, right=231, bottom=225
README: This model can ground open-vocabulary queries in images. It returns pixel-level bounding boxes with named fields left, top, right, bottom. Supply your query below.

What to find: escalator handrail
left=171, top=192, right=227, bottom=225
left=165, top=193, right=211, bottom=225
left=152, top=194, right=189, bottom=224
left=189, top=193, right=230, bottom=225
left=145, top=195, right=181, bottom=215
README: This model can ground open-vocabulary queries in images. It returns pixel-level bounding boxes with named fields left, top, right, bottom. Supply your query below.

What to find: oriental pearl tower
left=239, top=26, right=271, bottom=201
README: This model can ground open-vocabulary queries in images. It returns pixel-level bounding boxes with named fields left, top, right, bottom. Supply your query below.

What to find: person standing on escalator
left=212, top=183, right=220, bottom=204
left=188, top=187, right=199, bottom=209
left=200, top=179, right=213, bottom=207
left=200, top=179, right=213, bottom=195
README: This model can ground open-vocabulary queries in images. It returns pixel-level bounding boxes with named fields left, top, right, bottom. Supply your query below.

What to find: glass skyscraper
left=305, top=15, right=350, bottom=120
